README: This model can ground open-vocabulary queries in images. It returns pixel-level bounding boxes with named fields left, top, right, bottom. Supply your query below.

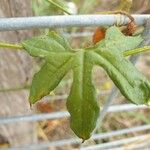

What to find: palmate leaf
left=22, top=26, right=150, bottom=140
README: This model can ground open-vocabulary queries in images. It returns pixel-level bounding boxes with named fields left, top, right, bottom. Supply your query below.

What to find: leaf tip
left=29, top=101, right=33, bottom=110
left=81, top=139, right=85, bottom=143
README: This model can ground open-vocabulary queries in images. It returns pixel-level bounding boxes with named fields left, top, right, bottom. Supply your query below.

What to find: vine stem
left=124, top=45, right=150, bottom=56
left=0, top=85, right=30, bottom=93
left=0, top=42, right=150, bottom=56
left=0, top=42, right=23, bottom=49
left=46, top=0, right=72, bottom=15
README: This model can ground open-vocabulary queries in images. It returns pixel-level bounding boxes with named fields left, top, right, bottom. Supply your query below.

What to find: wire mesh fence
left=0, top=14, right=150, bottom=150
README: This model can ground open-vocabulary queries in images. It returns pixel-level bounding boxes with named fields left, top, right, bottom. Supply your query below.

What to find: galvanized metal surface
left=3, top=126, right=150, bottom=150
left=0, top=104, right=147, bottom=124
left=0, top=14, right=149, bottom=31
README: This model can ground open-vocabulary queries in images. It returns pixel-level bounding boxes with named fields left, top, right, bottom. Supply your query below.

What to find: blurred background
left=0, top=0, right=150, bottom=149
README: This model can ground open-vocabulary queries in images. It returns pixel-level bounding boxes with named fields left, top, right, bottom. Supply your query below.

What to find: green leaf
left=67, top=50, right=99, bottom=140
left=22, top=32, right=72, bottom=57
left=92, top=26, right=150, bottom=104
left=22, top=33, right=73, bottom=103
left=95, top=26, right=143, bottom=52
left=91, top=50, right=150, bottom=104
left=22, top=27, right=150, bottom=140
left=29, top=53, right=73, bottom=104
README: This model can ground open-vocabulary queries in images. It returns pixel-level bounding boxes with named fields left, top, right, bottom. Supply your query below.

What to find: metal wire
left=4, top=125, right=150, bottom=150
left=109, top=142, right=150, bottom=150
left=0, top=104, right=147, bottom=124
left=0, top=14, right=149, bottom=31
left=96, top=87, right=119, bottom=131
left=81, top=134, right=150, bottom=150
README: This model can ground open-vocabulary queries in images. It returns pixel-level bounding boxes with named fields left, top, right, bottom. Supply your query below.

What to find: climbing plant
left=0, top=1, right=150, bottom=139
left=0, top=25, right=150, bottom=141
